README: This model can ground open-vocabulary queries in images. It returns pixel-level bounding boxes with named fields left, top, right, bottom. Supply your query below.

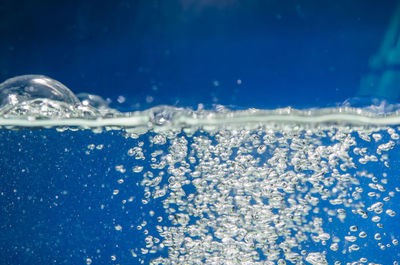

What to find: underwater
left=1, top=0, right=400, bottom=264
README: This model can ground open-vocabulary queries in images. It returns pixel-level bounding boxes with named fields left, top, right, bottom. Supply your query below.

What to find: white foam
left=1, top=108, right=400, bottom=129
left=1, top=75, right=400, bottom=129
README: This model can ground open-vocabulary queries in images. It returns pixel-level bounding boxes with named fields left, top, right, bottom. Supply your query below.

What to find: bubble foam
left=1, top=76, right=400, bottom=264
left=0, top=76, right=400, bottom=130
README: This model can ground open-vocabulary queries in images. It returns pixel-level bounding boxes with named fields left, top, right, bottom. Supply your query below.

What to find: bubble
left=115, top=165, right=126, bottom=173
left=3, top=96, right=400, bottom=263
left=350, top=225, right=358, bottom=232
left=330, top=243, right=339, bottom=251
left=306, top=252, right=328, bottom=265
left=386, top=209, right=396, bottom=217
left=117, top=95, right=126, bottom=104
left=87, top=144, right=95, bottom=150
left=374, top=233, right=382, bottom=240
left=345, top=236, right=357, bottom=242
left=96, top=144, right=104, bottom=150
left=132, top=166, right=144, bottom=173
left=349, top=244, right=360, bottom=251
left=78, top=93, right=108, bottom=107
left=149, top=106, right=176, bottom=126
left=359, top=231, right=367, bottom=238
left=372, top=216, right=381, bottom=222
left=0, top=75, right=79, bottom=108
left=152, top=135, right=167, bottom=145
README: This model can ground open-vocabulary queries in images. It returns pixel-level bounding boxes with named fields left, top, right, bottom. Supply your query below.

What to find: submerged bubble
left=1, top=79, right=400, bottom=264
left=306, top=252, right=328, bottom=265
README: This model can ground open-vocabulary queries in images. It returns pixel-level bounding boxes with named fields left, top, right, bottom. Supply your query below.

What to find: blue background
left=1, top=129, right=400, bottom=264
left=0, top=0, right=397, bottom=109
left=1, top=2, right=400, bottom=263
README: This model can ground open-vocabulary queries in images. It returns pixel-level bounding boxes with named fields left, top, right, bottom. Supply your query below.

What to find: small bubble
left=87, top=144, right=95, bottom=150
left=349, top=244, right=360, bottom=251
left=350, top=225, right=358, bottom=232
left=386, top=209, right=396, bottom=217
left=345, top=236, right=357, bottom=242
left=132, top=166, right=144, bottom=173
left=372, top=216, right=381, bottom=222
left=359, top=231, right=367, bottom=238
left=146, top=95, right=154, bottom=103
left=115, top=165, right=126, bottom=173
left=257, top=145, right=266, bottom=154
left=152, top=135, right=166, bottom=145
left=117, top=95, right=126, bottom=103
left=96, top=144, right=104, bottom=150
left=330, top=243, right=339, bottom=251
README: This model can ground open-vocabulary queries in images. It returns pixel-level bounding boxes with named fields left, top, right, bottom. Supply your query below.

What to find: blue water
left=1, top=1, right=400, bottom=264
left=0, top=0, right=397, bottom=108
left=1, top=126, right=400, bottom=264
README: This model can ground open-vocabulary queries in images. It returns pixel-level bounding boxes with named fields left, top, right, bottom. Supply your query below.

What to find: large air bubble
left=0, top=75, right=83, bottom=119
left=0, top=75, right=80, bottom=107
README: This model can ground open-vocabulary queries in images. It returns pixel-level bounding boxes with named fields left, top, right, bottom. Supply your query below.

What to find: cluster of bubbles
left=0, top=75, right=119, bottom=119
left=104, top=123, right=400, bottom=264
left=3, top=75, right=400, bottom=129
left=1, top=75, right=400, bottom=264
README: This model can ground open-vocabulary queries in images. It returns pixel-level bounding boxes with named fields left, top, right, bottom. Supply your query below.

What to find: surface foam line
left=1, top=112, right=400, bottom=128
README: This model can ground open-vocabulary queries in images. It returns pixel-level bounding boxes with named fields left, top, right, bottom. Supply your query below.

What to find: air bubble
left=0, top=75, right=79, bottom=108
left=386, top=209, right=396, bottom=217
left=132, top=166, right=144, bottom=173
left=350, top=225, right=358, bottom=232
left=359, top=231, right=367, bottom=238
left=77, top=93, right=110, bottom=109
left=330, top=243, right=339, bottom=251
